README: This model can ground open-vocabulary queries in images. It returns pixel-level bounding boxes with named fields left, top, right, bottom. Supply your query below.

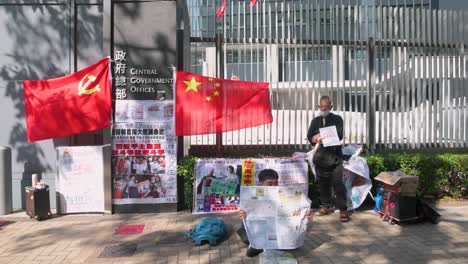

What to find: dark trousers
left=237, top=222, right=250, bottom=244
left=317, top=164, right=347, bottom=211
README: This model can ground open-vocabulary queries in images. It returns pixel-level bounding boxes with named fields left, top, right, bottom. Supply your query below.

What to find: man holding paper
left=307, top=95, right=349, bottom=222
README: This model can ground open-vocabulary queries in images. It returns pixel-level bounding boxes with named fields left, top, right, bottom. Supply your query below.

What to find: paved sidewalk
left=0, top=205, right=467, bottom=264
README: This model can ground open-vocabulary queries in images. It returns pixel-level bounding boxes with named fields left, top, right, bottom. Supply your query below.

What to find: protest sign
left=319, top=125, right=341, bottom=147
left=193, top=158, right=308, bottom=214
left=115, top=100, right=173, bottom=122
left=240, top=186, right=311, bottom=249
left=56, top=146, right=107, bottom=214
left=342, top=145, right=372, bottom=210
left=111, top=122, right=177, bottom=204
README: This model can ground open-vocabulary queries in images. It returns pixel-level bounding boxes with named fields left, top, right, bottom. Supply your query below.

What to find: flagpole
left=103, top=0, right=113, bottom=214
left=176, top=22, right=185, bottom=163
left=215, top=30, right=224, bottom=157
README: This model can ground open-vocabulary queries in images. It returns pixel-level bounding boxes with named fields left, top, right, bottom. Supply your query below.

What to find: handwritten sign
left=56, top=146, right=106, bottom=214
left=319, top=125, right=341, bottom=147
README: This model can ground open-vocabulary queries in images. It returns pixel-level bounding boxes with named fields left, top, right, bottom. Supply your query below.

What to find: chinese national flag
left=175, top=70, right=273, bottom=136
left=23, top=57, right=111, bottom=142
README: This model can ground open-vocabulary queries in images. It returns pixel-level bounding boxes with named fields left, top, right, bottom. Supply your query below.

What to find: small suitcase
left=25, top=186, right=51, bottom=220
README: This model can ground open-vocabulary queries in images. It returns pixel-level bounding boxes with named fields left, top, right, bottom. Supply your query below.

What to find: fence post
left=366, top=38, right=376, bottom=153
left=215, top=33, right=224, bottom=157
left=177, top=25, right=185, bottom=161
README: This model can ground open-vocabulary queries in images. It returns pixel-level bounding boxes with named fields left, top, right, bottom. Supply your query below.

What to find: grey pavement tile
left=0, top=210, right=466, bottom=264
left=99, top=244, right=137, bottom=258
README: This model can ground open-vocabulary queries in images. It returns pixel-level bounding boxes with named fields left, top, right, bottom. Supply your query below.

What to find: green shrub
left=176, top=156, right=197, bottom=210
left=176, top=153, right=467, bottom=211
left=365, top=153, right=468, bottom=198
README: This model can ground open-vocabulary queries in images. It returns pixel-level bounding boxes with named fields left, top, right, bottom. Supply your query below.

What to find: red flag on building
left=23, top=57, right=111, bottom=142
left=175, top=70, right=273, bottom=136
left=216, top=0, right=258, bottom=19
left=216, top=0, right=227, bottom=19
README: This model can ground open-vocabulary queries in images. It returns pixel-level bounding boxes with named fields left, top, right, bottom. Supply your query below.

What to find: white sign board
left=56, top=146, right=107, bottom=213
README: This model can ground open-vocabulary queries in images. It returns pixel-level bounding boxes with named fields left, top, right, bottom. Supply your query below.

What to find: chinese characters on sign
left=240, top=186, right=311, bottom=249
left=114, top=50, right=174, bottom=101
left=57, top=146, right=107, bottom=213
left=112, top=123, right=177, bottom=204
left=114, top=50, right=127, bottom=100
left=112, top=48, right=178, bottom=206
left=193, top=158, right=308, bottom=214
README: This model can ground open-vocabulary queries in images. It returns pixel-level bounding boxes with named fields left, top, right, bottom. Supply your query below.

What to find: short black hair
left=258, top=169, right=279, bottom=182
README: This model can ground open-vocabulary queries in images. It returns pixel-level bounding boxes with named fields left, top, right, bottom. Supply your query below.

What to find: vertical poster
left=193, top=158, right=308, bottom=214
left=112, top=122, right=177, bottom=204
left=56, top=146, right=106, bottom=213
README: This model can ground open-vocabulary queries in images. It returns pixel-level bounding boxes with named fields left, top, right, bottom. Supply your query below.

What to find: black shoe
left=246, top=246, right=263, bottom=257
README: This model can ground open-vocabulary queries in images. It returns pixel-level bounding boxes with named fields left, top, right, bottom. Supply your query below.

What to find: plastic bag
left=259, top=249, right=298, bottom=264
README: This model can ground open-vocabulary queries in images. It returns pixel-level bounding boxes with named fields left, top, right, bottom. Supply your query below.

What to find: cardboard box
left=375, top=170, right=419, bottom=194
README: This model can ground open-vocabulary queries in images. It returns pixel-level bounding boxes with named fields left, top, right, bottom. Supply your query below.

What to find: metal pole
left=177, top=28, right=185, bottom=161
left=0, top=147, right=12, bottom=215
left=367, top=38, right=376, bottom=153
left=215, top=32, right=224, bottom=157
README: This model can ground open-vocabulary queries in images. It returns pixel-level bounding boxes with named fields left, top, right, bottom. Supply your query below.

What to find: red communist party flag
left=175, top=70, right=273, bottom=136
left=23, top=57, right=111, bottom=142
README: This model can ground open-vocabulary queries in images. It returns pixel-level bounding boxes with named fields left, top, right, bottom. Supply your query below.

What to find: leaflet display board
left=56, top=146, right=111, bottom=214
left=193, top=158, right=308, bottom=214
left=111, top=122, right=177, bottom=205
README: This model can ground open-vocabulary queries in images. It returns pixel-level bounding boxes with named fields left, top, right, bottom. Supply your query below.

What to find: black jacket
left=307, top=113, right=344, bottom=167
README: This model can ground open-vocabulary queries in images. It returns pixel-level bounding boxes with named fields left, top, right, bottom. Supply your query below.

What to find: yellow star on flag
left=208, top=78, right=214, bottom=82
left=205, top=96, right=212, bottom=102
left=215, top=82, right=221, bottom=88
left=213, top=90, right=220, bottom=96
left=184, top=77, right=202, bottom=93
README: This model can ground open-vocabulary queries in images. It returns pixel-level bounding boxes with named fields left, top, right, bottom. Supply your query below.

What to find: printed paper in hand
left=319, top=126, right=341, bottom=147
left=241, top=186, right=311, bottom=249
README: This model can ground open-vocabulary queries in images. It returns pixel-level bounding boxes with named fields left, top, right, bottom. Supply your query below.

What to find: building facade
left=186, top=0, right=468, bottom=154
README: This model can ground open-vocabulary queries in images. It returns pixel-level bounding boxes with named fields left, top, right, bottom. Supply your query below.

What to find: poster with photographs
left=115, top=100, right=173, bottom=123
left=193, top=158, right=308, bottom=214
left=112, top=122, right=177, bottom=204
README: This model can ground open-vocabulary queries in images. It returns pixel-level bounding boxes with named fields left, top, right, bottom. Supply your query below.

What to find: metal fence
left=187, top=0, right=467, bottom=152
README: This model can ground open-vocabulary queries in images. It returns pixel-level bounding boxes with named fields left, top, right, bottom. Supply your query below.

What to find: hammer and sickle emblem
left=78, top=74, right=101, bottom=96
